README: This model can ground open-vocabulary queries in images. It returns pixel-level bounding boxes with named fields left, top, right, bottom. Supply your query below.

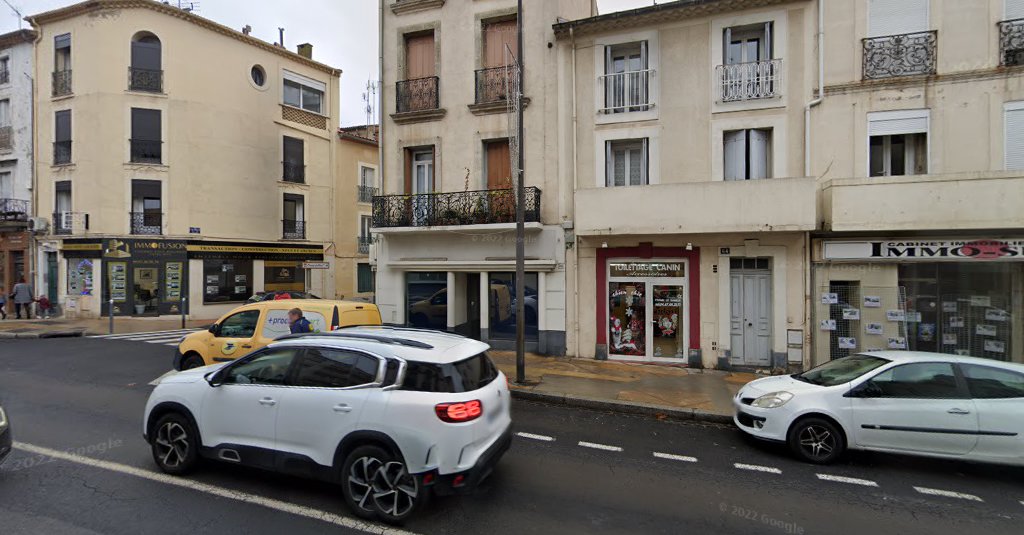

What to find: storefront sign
left=823, top=240, right=1024, bottom=261
left=609, top=262, right=684, bottom=278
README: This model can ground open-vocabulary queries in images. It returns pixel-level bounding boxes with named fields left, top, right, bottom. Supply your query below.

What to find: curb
left=0, top=329, right=86, bottom=339
left=509, top=389, right=734, bottom=425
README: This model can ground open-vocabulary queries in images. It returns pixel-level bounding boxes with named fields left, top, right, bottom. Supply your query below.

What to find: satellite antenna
left=1, top=0, right=23, bottom=29
left=175, top=1, right=200, bottom=13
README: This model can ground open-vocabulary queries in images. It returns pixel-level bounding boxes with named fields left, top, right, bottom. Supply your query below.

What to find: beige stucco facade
left=29, top=0, right=340, bottom=319
left=558, top=0, right=1024, bottom=368
left=334, top=127, right=378, bottom=301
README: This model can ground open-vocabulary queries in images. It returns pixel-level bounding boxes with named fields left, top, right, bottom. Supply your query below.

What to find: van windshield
left=793, top=354, right=890, bottom=387
left=401, top=352, right=499, bottom=393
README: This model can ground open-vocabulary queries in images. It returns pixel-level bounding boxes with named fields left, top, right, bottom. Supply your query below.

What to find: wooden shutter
left=723, top=130, right=746, bottom=180
left=486, top=140, right=511, bottom=189
left=404, top=148, right=413, bottom=194
left=484, top=19, right=518, bottom=68
left=868, top=0, right=928, bottom=37
left=406, top=34, right=435, bottom=78
left=1005, top=103, right=1024, bottom=170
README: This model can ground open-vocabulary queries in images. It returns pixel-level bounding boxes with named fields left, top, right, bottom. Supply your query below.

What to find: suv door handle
left=947, top=408, right=970, bottom=415
left=333, top=403, right=353, bottom=413
left=258, top=397, right=277, bottom=406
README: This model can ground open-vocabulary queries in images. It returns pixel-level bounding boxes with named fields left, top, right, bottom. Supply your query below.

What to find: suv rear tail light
left=435, top=400, right=483, bottom=423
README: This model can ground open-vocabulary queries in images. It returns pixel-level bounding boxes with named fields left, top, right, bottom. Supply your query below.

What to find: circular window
left=250, top=65, right=266, bottom=87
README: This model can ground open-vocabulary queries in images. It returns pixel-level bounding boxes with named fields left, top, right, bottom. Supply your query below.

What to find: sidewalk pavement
left=489, top=351, right=760, bottom=424
left=0, top=317, right=216, bottom=338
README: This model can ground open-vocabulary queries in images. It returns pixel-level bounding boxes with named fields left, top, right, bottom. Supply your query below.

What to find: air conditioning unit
left=28, top=217, right=49, bottom=233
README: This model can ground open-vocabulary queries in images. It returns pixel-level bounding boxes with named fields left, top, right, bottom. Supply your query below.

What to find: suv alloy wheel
left=342, top=444, right=422, bottom=524
left=151, top=413, right=200, bottom=474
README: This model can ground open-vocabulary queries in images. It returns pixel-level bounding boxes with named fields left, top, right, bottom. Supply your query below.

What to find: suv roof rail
left=366, top=325, right=468, bottom=339
left=275, top=331, right=435, bottom=349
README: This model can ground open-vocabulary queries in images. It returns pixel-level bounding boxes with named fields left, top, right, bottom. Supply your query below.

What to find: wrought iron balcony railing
left=1000, top=18, right=1024, bottom=66
left=599, top=68, right=654, bottom=112
left=283, top=219, right=306, bottom=240
left=475, top=66, right=513, bottom=104
left=282, top=161, right=305, bottom=183
left=0, top=125, right=11, bottom=151
left=358, top=185, right=378, bottom=203
left=52, top=211, right=87, bottom=235
left=53, top=140, right=72, bottom=165
left=396, top=76, right=439, bottom=113
left=0, top=198, right=28, bottom=222
left=862, top=30, right=937, bottom=80
left=372, top=187, right=541, bottom=228
left=129, top=67, right=163, bottom=92
left=52, top=69, right=72, bottom=96
left=0, top=69, right=8, bottom=85
left=357, top=236, right=372, bottom=254
left=130, top=211, right=162, bottom=235
left=716, top=59, right=782, bottom=102
left=130, top=139, right=162, bottom=164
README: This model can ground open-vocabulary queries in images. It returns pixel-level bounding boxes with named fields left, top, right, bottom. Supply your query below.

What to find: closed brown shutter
left=406, top=34, right=435, bottom=79
left=403, top=149, right=413, bottom=194
left=486, top=140, right=511, bottom=190
left=483, top=19, right=518, bottom=68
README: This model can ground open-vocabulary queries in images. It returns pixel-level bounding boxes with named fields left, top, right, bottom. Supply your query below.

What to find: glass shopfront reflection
left=607, top=260, right=687, bottom=361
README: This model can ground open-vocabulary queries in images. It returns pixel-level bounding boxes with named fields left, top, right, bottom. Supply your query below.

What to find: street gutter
left=509, top=389, right=734, bottom=425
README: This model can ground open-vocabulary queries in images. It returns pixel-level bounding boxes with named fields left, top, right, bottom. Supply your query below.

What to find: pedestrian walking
left=288, top=307, right=312, bottom=334
left=11, top=278, right=33, bottom=319
left=0, top=286, right=7, bottom=320
left=36, top=295, right=53, bottom=319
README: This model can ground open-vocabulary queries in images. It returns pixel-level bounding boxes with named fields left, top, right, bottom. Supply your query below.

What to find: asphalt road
left=0, top=335, right=1022, bottom=535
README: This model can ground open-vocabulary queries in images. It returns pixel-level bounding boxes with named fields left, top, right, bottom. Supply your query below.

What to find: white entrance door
left=412, top=150, right=433, bottom=226
left=730, top=267, right=771, bottom=366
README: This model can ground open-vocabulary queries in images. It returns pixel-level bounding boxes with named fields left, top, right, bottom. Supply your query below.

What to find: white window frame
left=594, top=30, right=659, bottom=125
left=1004, top=101, right=1024, bottom=170
left=595, top=126, right=659, bottom=187
left=282, top=70, right=327, bottom=115
left=710, top=9, right=788, bottom=113
left=866, top=109, right=930, bottom=178
left=605, top=138, right=649, bottom=187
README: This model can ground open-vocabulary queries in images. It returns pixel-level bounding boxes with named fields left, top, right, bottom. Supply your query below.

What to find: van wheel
left=151, top=413, right=200, bottom=475
left=341, top=445, right=422, bottom=525
left=181, top=353, right=205, bottom=370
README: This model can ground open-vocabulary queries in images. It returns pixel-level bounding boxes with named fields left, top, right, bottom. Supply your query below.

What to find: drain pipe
left=804, top=0, right=824, bottom=177
left=570, top=26, right=581, bottom=359
left=802, top=0, right=825, bottom=368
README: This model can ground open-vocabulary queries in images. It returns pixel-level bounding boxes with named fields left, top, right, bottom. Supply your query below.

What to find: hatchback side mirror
left=206, top=369, right=226, bottom=387
left=847, top=382, right=883, bottom=398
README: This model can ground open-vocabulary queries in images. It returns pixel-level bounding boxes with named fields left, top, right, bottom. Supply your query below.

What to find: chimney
left=242, top=25, right=252, bottom=36
left=297, top=43, right=313, bottom=59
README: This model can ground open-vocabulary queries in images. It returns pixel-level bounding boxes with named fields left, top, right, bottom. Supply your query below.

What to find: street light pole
left=514, top=0, right=526, bottom=384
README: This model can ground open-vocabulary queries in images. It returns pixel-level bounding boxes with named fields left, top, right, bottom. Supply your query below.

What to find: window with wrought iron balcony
left=862, top=30, right=937, bottom=80
left=716, top=23, right=781, bottom=102
left=129, top=33, right=163, bottom=92
left=0, top=125, right=12, bottom=151
left=601, top=41, right=655, bottom=112
left=0, top=67, right=9, bottom=85
left=474, top=18, right=518, bottom=110
left=130, top=180, right=162, bottom=235
left=53, top=33, right=72, bottom=97
left=396, top=32, right=440, bottom=115
left=283, top=194, right=305, bottom=239
left=1000, top=18, right=1024, bottom=66
left=130, top=108, right=162, bottom=164
left=357, top=236, right=372, bottom=255
left=283, top=136, right=305, bottom=183
left=0, top=198, right=28, bottom=223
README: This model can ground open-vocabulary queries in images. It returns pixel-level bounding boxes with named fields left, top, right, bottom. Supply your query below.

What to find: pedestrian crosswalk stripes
left=88, top=329, right=199, bottom=346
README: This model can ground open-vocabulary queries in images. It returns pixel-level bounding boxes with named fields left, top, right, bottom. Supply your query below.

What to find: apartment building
left=0, top=30, right=36, bottom=297
left=374, top=0, right=594, bottom=355
left=336, top=124, right=378, bottom=301
left=555, top=0, right=818, bottom=368
left=28, top=0, right=340, bottom=319
left=555, top=0, right=1024, bottom=368
left=811, top=0, right=1024, bottom=365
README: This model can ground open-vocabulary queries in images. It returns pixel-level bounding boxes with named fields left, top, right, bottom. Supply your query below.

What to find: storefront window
left=653, top=285, right=684, bottom=358
left=406, top=272, right=446, bottom=329
left=489, top=272, right=539, bottom=341
left=609, top=281, right=646, bottom=356
left=203, top=259, right=253, bottom=303
left=264, top=261, right=304, bottom=293
left=901, top=263, right=1021, bottom=362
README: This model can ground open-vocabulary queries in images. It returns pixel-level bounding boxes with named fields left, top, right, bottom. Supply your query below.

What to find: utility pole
left=514, top=0, right=526, bottom=384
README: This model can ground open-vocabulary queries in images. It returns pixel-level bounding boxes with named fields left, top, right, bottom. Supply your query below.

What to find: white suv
left=142, top=326, right=512, bottom=524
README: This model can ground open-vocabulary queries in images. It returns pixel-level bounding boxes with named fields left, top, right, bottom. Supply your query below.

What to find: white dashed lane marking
left=515, top=432, right=555, bottom=442
left=816, top=474, right=879, bottom=487
left=734, top=463, right=782, bottom=474
left=13, top=442, right=419, bottom=535
left=913, top=487, right=984, bottom=502
left=652, top=452, right=698, bottom=463
left=578, top=441, right=623, bottom=452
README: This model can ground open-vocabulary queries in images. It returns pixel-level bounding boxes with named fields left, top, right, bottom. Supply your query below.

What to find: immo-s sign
left=823, top=240, right=1024, bottom=261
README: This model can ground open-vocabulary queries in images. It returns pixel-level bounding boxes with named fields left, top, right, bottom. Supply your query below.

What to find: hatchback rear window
left=401, top=352, right=499, bottom=393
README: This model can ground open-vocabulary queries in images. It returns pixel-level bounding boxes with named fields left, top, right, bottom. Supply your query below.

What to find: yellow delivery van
left=173, top=299, right=382, bottom=370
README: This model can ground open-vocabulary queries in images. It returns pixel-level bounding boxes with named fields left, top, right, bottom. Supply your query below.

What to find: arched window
left=129, top=32, right=162, bottom=92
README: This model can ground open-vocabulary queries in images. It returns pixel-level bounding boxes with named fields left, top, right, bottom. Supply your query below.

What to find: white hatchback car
left=735, top=351, right=1024, bottom=465
left=143, top=327, right=512, bottom=524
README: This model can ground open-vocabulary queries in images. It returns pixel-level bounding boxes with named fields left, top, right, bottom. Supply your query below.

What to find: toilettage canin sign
left=823, top=240, right=1024, bottom=261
